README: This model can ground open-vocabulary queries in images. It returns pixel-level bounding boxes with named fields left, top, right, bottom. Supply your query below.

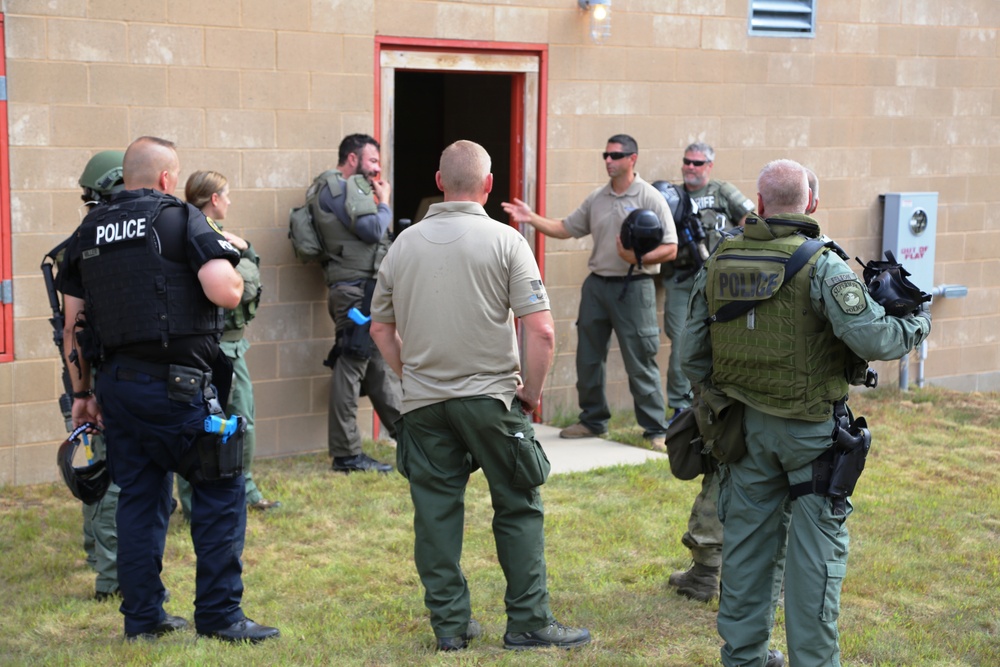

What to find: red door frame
left=371, top=38, right=550, bottom=431
left=0, top=14, right=12, bottom=362
left=373, top=36, right=549, bottom=275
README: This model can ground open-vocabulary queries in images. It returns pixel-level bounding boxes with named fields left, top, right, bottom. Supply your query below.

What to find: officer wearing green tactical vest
left=59, top=150, right=126, bottom=601
left=307, top=134, right=400, bottom=473
left=664, top=142, right=755, bottom=604
left=681, top=159, right=931, bottom=667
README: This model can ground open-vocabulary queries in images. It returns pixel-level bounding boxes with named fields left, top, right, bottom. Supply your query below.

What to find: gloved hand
left=912, top=303, right=932, bottom=337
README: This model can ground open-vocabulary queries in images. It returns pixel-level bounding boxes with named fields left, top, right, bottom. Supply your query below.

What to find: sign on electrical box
left=881, top=192, right=937, bottom=294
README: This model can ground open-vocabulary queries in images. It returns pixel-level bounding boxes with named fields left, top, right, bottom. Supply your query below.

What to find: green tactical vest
left=306, top=170, right=389, bottom=285
left=689, top=180, right=751, bottom=253
left=706, top=213, right=850, bottom=422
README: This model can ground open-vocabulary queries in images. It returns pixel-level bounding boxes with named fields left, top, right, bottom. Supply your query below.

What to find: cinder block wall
left=2, top=0, right=998, bottom=485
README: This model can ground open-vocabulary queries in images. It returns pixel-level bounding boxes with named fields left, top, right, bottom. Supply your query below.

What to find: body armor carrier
left=307, top=171, right=389, bottom=285
left=78, top=192, right=223, bottom=353
left=706, top=214, right=851, bottom=422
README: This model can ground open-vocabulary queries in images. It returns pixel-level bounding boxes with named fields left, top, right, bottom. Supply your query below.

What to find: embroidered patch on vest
left=831, top=279, right=868, bottom=315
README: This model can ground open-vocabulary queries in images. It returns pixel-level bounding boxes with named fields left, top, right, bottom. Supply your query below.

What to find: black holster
left=324, top=278, right=377, bottom=367
left=177, top=383, right=245, bottom=484
left=790, top=400, right=872, bottom=518
left=178, top=416, right=245, bottom=484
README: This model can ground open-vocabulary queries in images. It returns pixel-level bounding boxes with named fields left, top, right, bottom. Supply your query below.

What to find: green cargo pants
left=81, top=433, right=119, bottom=596
left=576, top=273, right=668, bottom=438
left=397, top=396, right=555, bottom=638
left=681, top=465, right=724, bottom=568
left=662, top=272, right=694, bottom=410
left=718, top=404, right=850, bottom=667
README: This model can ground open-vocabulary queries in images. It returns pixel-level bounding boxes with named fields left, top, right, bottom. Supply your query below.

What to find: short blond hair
left=438, top=140, right=491, bottom=196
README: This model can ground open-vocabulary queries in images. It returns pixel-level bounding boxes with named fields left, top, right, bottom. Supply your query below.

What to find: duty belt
left=106, top=355, right=211, bottom=389
left=592, top=273, right=654, bottom=283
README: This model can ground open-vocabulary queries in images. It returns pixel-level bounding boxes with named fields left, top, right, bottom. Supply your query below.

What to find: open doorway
left=393, top=71, right=512, bottom=225
left=377, top=40, right=545, bottom=247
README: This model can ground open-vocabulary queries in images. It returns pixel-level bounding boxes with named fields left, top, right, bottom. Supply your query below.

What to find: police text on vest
left=97, top=218, right=147, bottom=245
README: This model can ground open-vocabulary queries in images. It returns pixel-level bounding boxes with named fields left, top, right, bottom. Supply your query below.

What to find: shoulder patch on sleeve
left=207, top=218, right=223, bottom=235
left=528, top=279, right=548, bottom=304
left=829, top=276, right=868, bottom=315
left=741, top=199, right=754, bottom=211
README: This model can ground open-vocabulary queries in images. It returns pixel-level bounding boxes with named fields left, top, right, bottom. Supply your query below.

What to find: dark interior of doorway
left=393, top=70, right=512, bottom=226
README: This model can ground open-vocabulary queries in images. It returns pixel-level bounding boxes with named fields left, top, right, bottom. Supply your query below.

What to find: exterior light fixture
left=578, top=0, right=611, bottom=44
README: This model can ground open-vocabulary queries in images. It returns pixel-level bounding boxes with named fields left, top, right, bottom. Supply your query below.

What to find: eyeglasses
left=602, top=151, right=635, bottom=161
left=683, top=158, right=709, bottom=167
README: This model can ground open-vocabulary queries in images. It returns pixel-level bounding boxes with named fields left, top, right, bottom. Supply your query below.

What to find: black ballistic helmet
left=57, top=422, right=110, bottom=505
left=620, top=209, right=663, bottom=268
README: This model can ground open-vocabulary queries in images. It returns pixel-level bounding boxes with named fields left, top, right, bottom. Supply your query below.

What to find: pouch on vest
left=343, top=174, right=379, bottom=225
left=233, top=255, right=262, bottom=327
left=664, top=405, right=710, bottom=480
left=288, top=203, right=325, bottom=262
left=694, top=381, right=747, bottom=464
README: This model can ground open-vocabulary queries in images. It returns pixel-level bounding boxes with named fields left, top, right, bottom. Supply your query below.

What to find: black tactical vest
left=78, top=192, right=224, bottom=352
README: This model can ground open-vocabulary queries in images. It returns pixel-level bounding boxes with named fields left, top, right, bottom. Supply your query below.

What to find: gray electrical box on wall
left=881, top=192, right=938, bottom=294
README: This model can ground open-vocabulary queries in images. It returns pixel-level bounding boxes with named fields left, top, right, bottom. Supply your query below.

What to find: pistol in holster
left=177, top=380, right=245, bottom=484
left=792, top=399, right=872, bottom=518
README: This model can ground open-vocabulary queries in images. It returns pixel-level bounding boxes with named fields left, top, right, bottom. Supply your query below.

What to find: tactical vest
left=306, top=170, right=389, bottom=285
left=690, top=180, right=749, bottom=253
left=78, top=192, right=223, bottom=352
left=706, top=216, right=850, bottom=422
left=223, top=252, right=262, bottom=336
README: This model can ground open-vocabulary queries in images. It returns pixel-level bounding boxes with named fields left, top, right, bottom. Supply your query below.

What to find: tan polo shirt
left=371, top=201, right=550, bottom=414
left=563, top=173, right=677, bottom=277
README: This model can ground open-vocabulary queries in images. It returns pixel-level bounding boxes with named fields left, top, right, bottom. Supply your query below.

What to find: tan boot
left=674, top=563, right=720, bottom=602
left=559, top=422, right=605, bottom=439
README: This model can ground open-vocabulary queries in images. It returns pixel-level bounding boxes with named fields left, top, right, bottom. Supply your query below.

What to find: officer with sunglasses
left=501, top=134, right=677, bottom=453
left=664, top=142, right=755, bottom=605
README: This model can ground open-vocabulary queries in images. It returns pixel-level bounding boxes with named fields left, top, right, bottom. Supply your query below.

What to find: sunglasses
left=683, top=158, right=709, bottom=167
left=602, top=151, right=635, bottom=160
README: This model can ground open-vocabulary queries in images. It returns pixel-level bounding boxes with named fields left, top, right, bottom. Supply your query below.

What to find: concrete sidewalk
left=532, top=423, right=667, bottom=474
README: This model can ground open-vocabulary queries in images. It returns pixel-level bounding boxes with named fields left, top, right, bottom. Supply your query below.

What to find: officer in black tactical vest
left=307, top=133, right=400, bottom=473
left=59, top=136, right=279, bottom=643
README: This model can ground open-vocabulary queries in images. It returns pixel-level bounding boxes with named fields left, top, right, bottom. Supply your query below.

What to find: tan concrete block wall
left=2, top=1, right=999, bottom=486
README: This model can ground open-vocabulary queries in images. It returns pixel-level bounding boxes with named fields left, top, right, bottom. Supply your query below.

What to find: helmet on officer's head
left=620, top=208, right=664, bottom=268
left=57, top=423, right=110, bottom=505
left=79, top=150, right=125, bottom=206
left=651, top=180, right=698, bottom=223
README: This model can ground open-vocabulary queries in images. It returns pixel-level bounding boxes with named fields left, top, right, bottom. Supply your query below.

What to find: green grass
left=1, top=386, right=999, bottom=665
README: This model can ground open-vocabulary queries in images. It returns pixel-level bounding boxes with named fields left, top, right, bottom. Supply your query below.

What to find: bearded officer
left=59, top=136, right=279, bottom=643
